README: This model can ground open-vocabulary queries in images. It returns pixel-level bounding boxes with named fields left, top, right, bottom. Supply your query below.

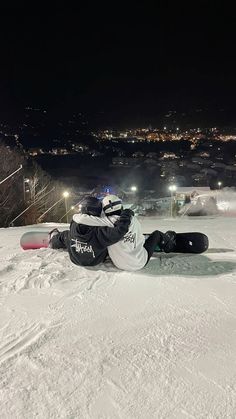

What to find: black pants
left=144, top=230, right=163, bottom=263
left=50, top=230, right=70, bottom=249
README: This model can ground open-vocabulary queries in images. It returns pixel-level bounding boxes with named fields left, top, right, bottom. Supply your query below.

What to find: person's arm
left=73, top=213, right=113, bottom=227
left=94, top=209, right=134, bottom=247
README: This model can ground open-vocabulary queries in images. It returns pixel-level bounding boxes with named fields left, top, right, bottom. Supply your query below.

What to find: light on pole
left=23, top=178, right=30, bottom=202
left=130, top=185, right=137, bottom=205
left=63, top=191, right=70, bottom=223
left=169, top=185, right=177, bottom=218
left=218, top=181, right=222, bottom=189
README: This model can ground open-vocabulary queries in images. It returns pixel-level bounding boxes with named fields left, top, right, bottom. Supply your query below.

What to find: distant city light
left=131, top=186, right=137, bottom=192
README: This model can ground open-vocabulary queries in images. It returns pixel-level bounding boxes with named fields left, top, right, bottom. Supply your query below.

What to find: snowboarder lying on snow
left=73, top=194, right=177, bottom=271
left=48, top=196, right=133, bottom=267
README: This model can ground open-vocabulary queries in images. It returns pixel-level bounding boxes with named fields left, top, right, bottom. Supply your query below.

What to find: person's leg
left=144, top=230, right=163, bottom=262
left=144, top=230, right=177, bottom=263
left=49, top=230, right=70, bottom=249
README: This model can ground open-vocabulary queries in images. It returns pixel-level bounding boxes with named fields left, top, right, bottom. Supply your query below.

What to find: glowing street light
left=169, top=185, right=177, bottom=218
left=131, top=186, right=137, bottom=192
left=169, top=185, right=177, bottom=192
left=218, top=181, right=222, bottom=189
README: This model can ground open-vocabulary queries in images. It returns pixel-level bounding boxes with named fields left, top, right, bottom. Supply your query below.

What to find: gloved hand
left=120, top=208, right=134, bottom=217
left=114, top=208, right=134, bottom=228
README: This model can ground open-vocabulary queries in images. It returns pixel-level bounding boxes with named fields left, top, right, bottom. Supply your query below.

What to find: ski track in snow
left=0, top=322, right=47, bottom=364
left=0, top=217, right=236, bottom=418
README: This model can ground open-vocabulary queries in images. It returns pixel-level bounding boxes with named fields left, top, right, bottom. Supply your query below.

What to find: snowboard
left=21, top=230, right=209, bottom=254
left=145, top=232, right=209, bottom=254
left=20, top=231, right=50, bottom=250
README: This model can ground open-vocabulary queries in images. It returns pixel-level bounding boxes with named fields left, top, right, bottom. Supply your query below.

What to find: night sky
left=0, top=3, right=235, bottom=126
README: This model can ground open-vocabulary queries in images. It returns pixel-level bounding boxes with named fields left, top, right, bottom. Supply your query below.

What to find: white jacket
left=73, top=213, right=148, bottom=271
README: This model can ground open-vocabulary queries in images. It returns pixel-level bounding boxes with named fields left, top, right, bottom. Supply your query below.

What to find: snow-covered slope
left=1, top=217, right=236, bottom=418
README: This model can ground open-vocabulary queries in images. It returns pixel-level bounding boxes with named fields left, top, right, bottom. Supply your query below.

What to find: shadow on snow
left=142, top=253, right=236, bottom=277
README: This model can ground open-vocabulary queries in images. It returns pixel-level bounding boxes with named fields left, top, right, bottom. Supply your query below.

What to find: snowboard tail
left=20, top=231, right=50, bottom=250
left=145, top=232, right=209, bottom=254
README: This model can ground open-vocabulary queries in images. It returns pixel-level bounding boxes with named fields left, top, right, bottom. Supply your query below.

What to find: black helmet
left=80, top=196, right=102, bottom=216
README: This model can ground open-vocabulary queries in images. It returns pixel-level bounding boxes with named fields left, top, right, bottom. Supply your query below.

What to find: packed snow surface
left=1, top=216, right=236, bottom=418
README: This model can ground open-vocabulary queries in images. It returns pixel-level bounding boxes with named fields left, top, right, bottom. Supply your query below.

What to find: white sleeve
left=73, top=213, right=114, bottom=227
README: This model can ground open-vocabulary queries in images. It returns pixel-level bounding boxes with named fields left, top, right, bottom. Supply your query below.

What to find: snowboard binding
left=160, top=231, right=177, bottom=253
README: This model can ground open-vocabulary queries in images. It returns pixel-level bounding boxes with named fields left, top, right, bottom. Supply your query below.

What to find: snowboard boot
left=160, top=230, right=177, bottom=253
left=48, top=228, right=60, bottom=247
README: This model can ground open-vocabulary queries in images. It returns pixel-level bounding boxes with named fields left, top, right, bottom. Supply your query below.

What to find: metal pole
left=31, top=177, right=36, bottom=203
left=170, top=191, right=173, bottom=218
left=0, top=165, right=23, bottom=185
left=23, top=176, right=26, bottom=202
left=59, top=207, right=73, bottom=223
left=37, top=196, right=64, bottom=223
left=65, top=198, right=68, bottom=223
